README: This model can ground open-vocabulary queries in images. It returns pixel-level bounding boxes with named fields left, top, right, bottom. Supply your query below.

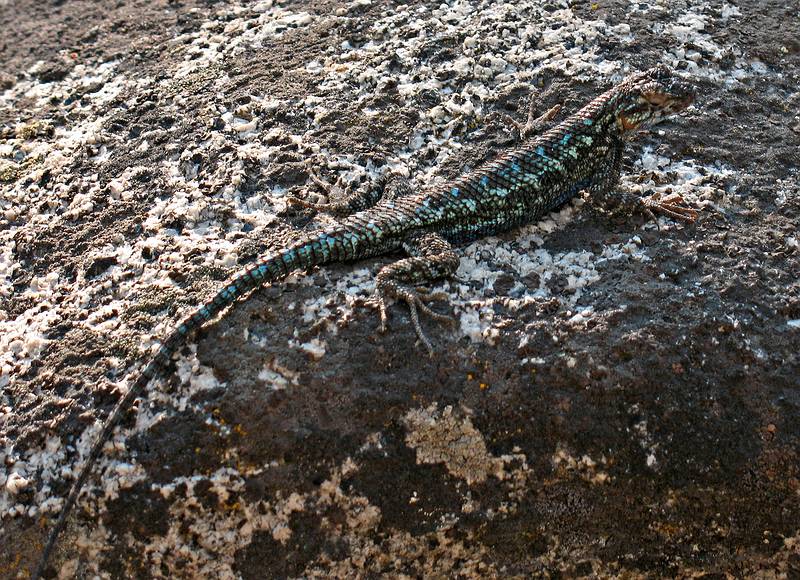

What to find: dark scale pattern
left=34, top=66, right=699, bottom=578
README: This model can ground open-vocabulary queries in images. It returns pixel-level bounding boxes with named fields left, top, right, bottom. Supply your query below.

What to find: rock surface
left=1, top=0, right=799, bottom=577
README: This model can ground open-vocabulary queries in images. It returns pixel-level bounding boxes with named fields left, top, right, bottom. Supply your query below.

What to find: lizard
left=33, top=65, right=697, bottom=578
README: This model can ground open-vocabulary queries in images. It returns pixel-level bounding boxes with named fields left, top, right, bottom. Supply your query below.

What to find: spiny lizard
left=34, top=65, right=697, bottom=578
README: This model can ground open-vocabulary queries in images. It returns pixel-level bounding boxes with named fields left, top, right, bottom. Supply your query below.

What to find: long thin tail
left=34, top=232, right=341, bottom=578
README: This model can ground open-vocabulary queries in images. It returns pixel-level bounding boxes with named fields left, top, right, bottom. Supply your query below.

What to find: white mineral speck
left=299, top=339, right=326, bottom=360
left=5, top=472, right=29, bottom=495
left=108, top=179, right=125, bottom=196
left=233, top=118, right=258, bottom=132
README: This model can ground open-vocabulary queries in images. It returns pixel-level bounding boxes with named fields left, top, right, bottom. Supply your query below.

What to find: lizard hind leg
left=289, top=160, right=412, bottom=217
left=373, top=232, right=460, bottom=355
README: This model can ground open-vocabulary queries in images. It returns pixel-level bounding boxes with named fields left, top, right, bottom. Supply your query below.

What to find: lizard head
left=612, top=66, right=695, bottom=135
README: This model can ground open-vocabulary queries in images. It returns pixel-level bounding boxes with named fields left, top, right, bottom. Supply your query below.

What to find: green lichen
left=15, top=120, right=53, bottom=140
left=0, top=160, right=19, bottom=183
left=0, top=155, right=46, bottom=183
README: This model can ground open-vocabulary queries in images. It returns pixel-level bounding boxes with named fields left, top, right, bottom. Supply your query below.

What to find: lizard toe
left=641, top=194, right=699, bottom=223
left=364, top=293, right=390, bottom=333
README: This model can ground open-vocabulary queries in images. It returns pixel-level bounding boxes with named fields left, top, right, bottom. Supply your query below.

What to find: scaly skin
left=34, top=65, right=697, bottom=578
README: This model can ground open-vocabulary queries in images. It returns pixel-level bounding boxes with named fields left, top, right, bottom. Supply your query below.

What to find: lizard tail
left=34, top=231, right=345, bottom=579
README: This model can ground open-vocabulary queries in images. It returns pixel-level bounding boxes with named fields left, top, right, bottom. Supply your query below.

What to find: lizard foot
left=640, top=192, right=699, bottom=224
left=482, top=103, right=563, bottom=141
left=305, top=158, right=344, bottom=196
left=521, top=103, right=563, bottom=139
left=286, top=194, right=330, bottom=212
left=287, top=158, right=348, bottom=213
left=370, top=286, right=455, bottom=355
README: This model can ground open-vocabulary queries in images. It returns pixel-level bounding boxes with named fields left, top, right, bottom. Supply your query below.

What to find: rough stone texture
left=1, top=0, right=799, bottom=578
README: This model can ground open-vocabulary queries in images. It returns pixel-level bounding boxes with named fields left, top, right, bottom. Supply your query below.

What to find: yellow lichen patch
left=0, top=159, right=19, bottom=183
left=304, top=526, right=499, bottom=579
left=403, top=404, right=528, bottom=487
left=15, top=120, right=53, bottom=140
left=551, top=443, right=611, bottom=484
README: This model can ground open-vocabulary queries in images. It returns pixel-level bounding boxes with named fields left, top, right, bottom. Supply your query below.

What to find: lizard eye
left=647, top=65, right=672, bottom=81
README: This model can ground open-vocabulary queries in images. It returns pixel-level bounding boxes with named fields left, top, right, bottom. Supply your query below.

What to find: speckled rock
left=1, top=0, right=799, bottom=578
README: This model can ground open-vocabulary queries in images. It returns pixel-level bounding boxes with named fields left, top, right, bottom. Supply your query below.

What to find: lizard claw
left=285, top=157, right=342, bottom=212
left=398, top=287, right=455, bottom=355
left=640, top=192, right=699, bottom=223
left=520, top=103, right=563, bottom=139
left=287, top=194, right=329, bottom=212
left=367, top=293, right=390, bottom=334
left=369, top=286, right=454, bottom=355
left=304, top=158, right=346, bottom=197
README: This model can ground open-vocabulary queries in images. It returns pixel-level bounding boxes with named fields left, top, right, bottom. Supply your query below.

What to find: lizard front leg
left=485, top=102, right=562, bottom=141
left=590, top=143, right=698, bottom=224
left=609, top=185, right=699, bottom=224
left=373, top=232, right=460, bottom=354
